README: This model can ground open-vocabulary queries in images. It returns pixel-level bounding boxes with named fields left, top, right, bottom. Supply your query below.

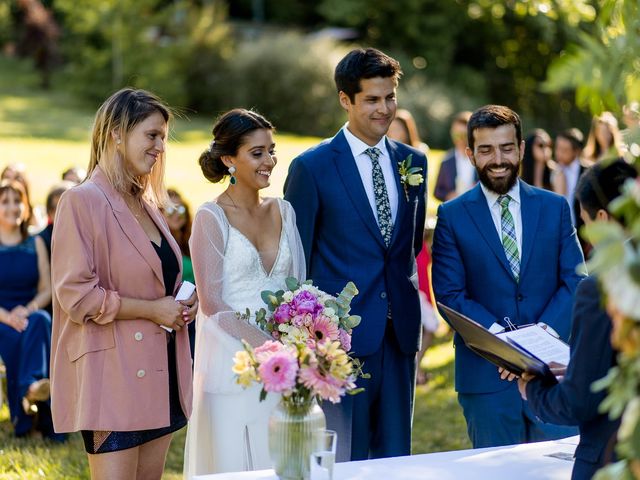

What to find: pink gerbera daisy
left=299, top=365, right=344, bottom=403
left=311, top=315, right=339, bottom=343
left=258, top=351, right=298, bottom=393
left=254, top=340, right=284, bottom=362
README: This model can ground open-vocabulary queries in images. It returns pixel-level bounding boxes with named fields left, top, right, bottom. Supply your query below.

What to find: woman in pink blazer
left=50, top=88, right=196, bottom=480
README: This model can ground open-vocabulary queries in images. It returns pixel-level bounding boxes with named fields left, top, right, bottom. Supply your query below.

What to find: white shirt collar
left=480, top=179, right=521, bottom=208
left=342, top=124, right=389, bottom=158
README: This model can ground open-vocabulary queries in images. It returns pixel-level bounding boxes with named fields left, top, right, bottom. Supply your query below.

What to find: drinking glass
left=309, top=429, right=337, bottom=480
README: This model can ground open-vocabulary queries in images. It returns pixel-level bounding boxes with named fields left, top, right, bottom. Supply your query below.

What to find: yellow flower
left=232, top=350, right=257, bottom=387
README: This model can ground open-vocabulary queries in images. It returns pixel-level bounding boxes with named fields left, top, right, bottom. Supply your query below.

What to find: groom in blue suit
left=284, top=48, right=427, bottom=461
left=432, top=105, right=584, bottom=448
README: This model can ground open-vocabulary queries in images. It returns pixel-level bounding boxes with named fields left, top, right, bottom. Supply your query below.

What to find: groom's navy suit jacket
left=284, top=130, right=427, bottom=357
left=432, top=181, right=585, bottom=394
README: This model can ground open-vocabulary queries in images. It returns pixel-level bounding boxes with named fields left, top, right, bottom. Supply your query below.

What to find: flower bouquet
left=232, top=277, right=366, bottom=479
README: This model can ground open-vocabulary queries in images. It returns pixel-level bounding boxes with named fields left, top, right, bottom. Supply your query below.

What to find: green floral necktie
left=364, top=147, right=393, bottom=247
left=498, top=195, right=520, bottom=282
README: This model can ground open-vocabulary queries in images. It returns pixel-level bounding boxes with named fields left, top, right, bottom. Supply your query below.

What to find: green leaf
left=259, top=389, right=268, bottom=402
left=342, top=315, right=361, bottom=330
left=285, top=277, right=300, bottom=291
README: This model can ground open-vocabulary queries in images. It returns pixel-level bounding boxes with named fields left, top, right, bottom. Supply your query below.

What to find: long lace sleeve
left=189, top=202, right=232, bottom=316
left=280, top=198, right=307, bottom=283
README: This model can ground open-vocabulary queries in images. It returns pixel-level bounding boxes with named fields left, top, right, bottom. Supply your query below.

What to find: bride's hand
left=178, top=290, right=198, bottom=324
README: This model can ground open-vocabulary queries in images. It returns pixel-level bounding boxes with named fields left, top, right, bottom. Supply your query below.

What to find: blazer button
left=380, top=292, right=387, bottom=299
left=134, top=332, right=143, bottom=341
left=137, top=369, right=146, bottom=378
left=517, top=294, right=524, bottom=301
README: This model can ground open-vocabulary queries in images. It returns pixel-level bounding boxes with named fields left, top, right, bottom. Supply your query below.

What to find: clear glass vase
left=268, top=395, right=326, bottom=480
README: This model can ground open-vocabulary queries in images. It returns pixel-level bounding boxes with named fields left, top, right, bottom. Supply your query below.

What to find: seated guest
left=551, top=128, right=587, bottom=227
left=519, top=159, right=638, bottom=480
left=39, top=181, right=75, bottom=260
left=61, top=166, right=87, bottom=184
left=0, top=180, right=59, bottom=439
left=1, top=163, right=40, bottom=231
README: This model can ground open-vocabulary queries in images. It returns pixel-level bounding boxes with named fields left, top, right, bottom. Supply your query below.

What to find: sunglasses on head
left=165, top=205, right=186, bottom=216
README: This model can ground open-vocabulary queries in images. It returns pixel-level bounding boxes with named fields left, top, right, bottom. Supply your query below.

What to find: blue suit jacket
left=432, top=180, right=585, bottom=393
left=433, top=149, right=478, bottom=201
left=284, top=131, right=427, bottom=356
left=434, top=149, right=457, bottom=201
left=526, top=276, right=619, bottom=479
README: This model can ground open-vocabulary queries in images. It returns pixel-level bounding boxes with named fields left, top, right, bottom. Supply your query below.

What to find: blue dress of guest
left=0, top=236, right=56, bottom=438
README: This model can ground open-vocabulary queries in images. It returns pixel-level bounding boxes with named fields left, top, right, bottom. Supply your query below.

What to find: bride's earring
left=229, top=166, right=237, bottom=185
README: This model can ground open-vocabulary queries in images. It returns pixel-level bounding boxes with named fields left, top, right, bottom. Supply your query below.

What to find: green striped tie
left=498, top=195, right=520, bottom=282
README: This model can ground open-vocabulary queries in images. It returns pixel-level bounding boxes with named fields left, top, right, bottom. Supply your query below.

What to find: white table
left=194, top=436, right=578, bottom=479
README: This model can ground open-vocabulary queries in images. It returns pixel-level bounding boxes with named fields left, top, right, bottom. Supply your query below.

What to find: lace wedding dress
left=183, top=198, right=306, bottom=479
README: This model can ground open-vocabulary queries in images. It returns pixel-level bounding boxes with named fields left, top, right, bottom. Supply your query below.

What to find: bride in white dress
left=183, top=109, right=305, bottom=478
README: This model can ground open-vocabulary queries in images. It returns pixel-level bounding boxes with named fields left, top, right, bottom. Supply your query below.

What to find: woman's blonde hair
left=87, top=87, right=172, bottom=206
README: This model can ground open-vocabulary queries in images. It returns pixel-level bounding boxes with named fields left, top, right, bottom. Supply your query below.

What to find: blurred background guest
left=434, top=111, right=476, bottom=202
left=387, top=108, right=429, bottom=153
left=0, top=180, right=58, bottom=440
left=0, top=163, right=43, bottom=232
left=521, top=129, right=553, bottom=190
left=552, top=128, right=586, bottom=228
left=38, top=181, right=74, bottom=260
left=163, top=188, right=196, bottom=358
left=61, top=166, right=87, bottom=184
left=583, top=111, right=623, bottom=163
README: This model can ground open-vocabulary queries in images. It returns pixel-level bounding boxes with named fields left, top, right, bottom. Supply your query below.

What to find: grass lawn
left=0, top=56, right=469, bottom=478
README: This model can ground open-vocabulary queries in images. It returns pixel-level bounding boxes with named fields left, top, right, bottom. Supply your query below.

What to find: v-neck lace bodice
left=222, top=209, right=291, bottom=313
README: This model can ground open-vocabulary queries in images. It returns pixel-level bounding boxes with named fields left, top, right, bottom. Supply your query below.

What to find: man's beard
left=476, top=162, right=519, bottom=195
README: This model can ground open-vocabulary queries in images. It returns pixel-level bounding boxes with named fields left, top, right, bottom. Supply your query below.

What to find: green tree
left=544, top=1, right=640, bottom=478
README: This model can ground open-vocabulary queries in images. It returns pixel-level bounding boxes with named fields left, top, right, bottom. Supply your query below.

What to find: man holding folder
left=432, top=105, right=585, bottom=448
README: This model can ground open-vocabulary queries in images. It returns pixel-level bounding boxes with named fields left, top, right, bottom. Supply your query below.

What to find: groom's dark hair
left=334, top=48, right=402, bottom=103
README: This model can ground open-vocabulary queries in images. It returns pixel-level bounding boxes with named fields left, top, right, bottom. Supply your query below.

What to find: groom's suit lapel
left=386, top=138, right=408, bottom=247
left=331, top=131, right=386, bottom=248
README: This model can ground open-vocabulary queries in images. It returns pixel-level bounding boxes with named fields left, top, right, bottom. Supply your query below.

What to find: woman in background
left=51, top=88, right=196, bottom=480
left=387, top=108, right=429, bottom=153
left=521, top=129, right=554, bottom=190
left=0, top=180, right=56, bottom=439
left=583, top=111, right=623, bottom=163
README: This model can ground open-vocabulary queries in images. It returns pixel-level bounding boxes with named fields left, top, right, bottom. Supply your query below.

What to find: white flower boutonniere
left=398, top=154, right=424, bottom=200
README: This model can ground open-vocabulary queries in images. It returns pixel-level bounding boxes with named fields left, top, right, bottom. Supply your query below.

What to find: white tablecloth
left=194, top=436, right=579, bottom=479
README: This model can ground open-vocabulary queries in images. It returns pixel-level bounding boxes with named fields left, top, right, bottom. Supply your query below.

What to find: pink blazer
left=50, top=167, right=193, bottom=433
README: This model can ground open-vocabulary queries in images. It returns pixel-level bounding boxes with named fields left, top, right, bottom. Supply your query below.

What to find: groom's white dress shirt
left=342, top=124, right=399, bottom=225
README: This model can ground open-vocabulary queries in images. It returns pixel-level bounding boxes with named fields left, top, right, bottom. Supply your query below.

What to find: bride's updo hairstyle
left=199, top=108, right=274, bottom=183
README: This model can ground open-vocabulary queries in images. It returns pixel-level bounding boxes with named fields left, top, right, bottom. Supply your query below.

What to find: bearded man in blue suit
left=432, top=105, right=584, bottom=448
left=284, top=48, right=427, bottom=461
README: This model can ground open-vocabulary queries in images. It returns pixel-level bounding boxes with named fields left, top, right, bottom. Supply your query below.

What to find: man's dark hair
left=576, top=159, right=637, bottom=220
left=467, top=105, right=522, bottom=151
left=334, top=48, right=402, bottom=103
left=556, top=128, right=585, bottom=151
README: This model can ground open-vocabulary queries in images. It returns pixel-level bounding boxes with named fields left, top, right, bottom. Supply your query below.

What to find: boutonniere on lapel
left=398, top=154, right=424, bottom=200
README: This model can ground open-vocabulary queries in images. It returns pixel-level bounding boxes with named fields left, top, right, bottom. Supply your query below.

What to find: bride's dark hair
left=199, top=109, right=274, bottom=183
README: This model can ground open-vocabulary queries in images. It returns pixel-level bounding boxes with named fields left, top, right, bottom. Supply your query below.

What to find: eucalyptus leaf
left=285, top=277, right=300, bottom=291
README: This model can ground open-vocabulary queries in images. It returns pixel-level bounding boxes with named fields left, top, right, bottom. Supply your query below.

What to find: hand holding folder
left=438, top=302, right=567, bottom=385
